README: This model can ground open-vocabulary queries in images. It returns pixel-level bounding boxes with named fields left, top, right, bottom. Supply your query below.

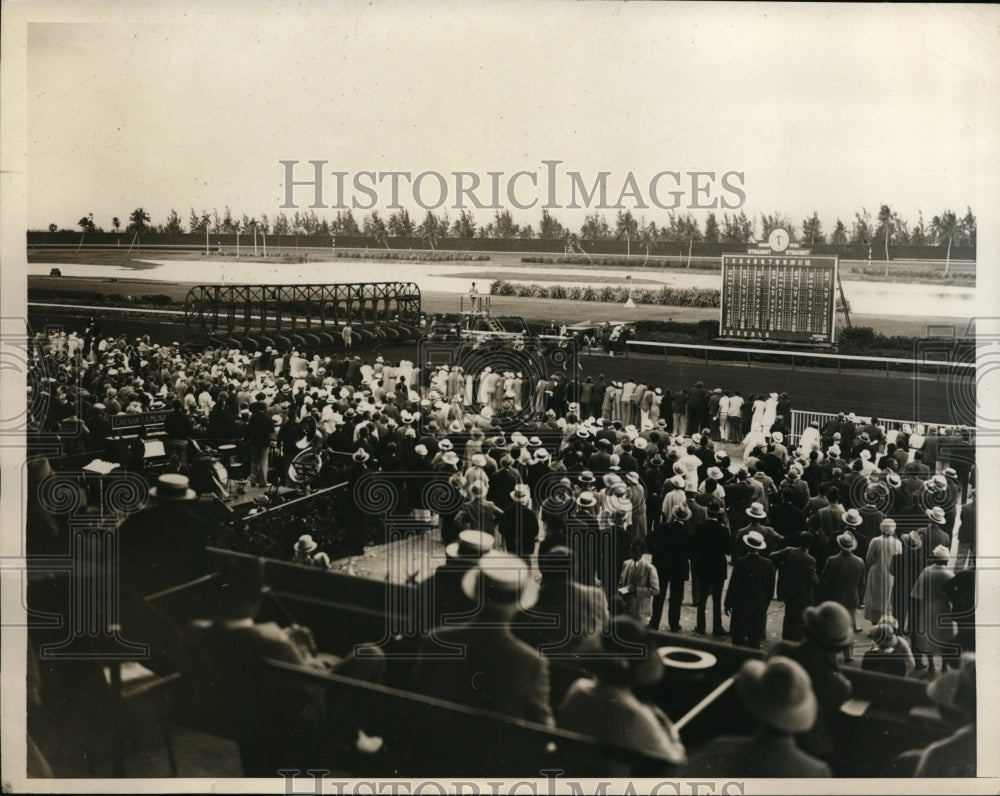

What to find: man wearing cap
left=680, top=656, right=830, bottom=777
left=410, top=552, right=554, bottom=727
left=725, top=530, right=775, bottom=649
left=817, top=531, right=866, bottom=656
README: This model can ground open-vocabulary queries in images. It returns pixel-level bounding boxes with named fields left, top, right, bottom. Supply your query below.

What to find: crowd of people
left=25, top=321, right=978, bottom=778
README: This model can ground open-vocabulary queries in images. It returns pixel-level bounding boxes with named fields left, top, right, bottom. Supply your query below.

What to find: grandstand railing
left=789, top=410, right=971, bottom=448
left=623, top=338, right=976, bottom=378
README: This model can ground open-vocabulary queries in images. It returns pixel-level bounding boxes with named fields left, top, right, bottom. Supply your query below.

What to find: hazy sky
left=23, top=2, right=1000, bottom=235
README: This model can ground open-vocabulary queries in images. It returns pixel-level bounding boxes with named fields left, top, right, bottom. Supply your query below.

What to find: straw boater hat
left=442, top=451, right=460, bottom=467
left=735, top=657, right=817, bottom=735
left=576, top=491, right=597, bottom=509
left=842, top=508, right=863, bottom=527
left=931, top=544, right=951, bottom=563
left=903, top=531, right=923, bottom=550
left=438, top=439, right=454, bottom=452
left=578, top=470, right=596, bottom=485
left=836, top=531, right=858, bottom=552
left=352, top=449, right=370, bottom=463
left=669, top=474, right=686, bottom=490
left=743, top=530, right=767, bottom=550
left=925, top=506, right=947, bottom=526
left=295, top=534, right=318, bottom=554
left=510, top=484, right=531, bottom=505
left=803, top=601, right=853, bottom=649
left=461, top=551, right=539, bottom=610
left=706, top=497, right=725, bottom=516
left=150, top=473, right=197, bottom=501
left=445, top=530, right=494, bottom=561
left=745, top=502, right=767, bottom=520
left=533, top=448, right=550, bottom=462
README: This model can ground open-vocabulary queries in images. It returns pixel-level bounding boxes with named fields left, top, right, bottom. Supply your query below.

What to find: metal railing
left=789, top=410, right=971, bottom=447
left=624, top=338, right=976, bottom=378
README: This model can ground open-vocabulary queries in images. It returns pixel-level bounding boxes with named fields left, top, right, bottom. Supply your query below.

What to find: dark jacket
left=690, top=518, right=731, bottom=584
left=771, top=546, right=818, bottom=607
left=818, top=550, right=866, bottom=613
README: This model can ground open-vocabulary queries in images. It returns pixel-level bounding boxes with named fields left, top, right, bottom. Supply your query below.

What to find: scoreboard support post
left=836, top=267, right=853, bottom=329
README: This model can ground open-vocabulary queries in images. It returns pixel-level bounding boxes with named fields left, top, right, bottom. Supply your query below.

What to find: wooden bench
left=191, top=549, right=955, bottom=775
left=259, top=658, right=672, bottom=779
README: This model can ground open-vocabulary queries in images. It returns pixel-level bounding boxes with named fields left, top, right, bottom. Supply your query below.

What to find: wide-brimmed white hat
left=746, top=502, right=767, bottom=520
left=743, top=530, right=767, bottom=550
left=149, top=473, right=197, bottom=501
left=461, top=551, right=539, bottom=610
left=445, top=530, right=494, bottom=560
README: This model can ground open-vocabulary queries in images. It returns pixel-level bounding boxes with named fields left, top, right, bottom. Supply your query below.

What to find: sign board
left=109, top=410, right=168, bottom=431
left=720, top=233, right=838, bottom=344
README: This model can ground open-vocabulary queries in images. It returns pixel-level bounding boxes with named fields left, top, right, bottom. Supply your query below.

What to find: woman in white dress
left=749, top=394, right=767, bottom=433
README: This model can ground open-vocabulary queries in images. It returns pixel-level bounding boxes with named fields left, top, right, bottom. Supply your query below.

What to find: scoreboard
left=720, top=251, right=838, bottom=344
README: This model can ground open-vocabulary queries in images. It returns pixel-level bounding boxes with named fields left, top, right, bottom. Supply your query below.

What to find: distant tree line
left=48, top=203, right=976, bottom=252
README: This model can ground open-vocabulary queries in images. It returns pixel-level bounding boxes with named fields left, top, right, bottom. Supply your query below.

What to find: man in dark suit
left=725, top=531, right=775, bottom=649
left=771, top=531, right=818, bottom=641
left=648, top=503, right=692, bottom=632
left=500, top=485, right=540, bottom=565
left=769, top=487, right=807, bottom=540
left=410, top=551, right=554, bottom=727
left=810, top=488, right=846, bottom=571
left=734, top=502, right=782, bottom=558
left=690, top=499, right=732, bottom=636
left=818, top=532, right=866, bottom=656
left=726, top=469, right=756, bottom=532
left=587, top=438, right=613, bottom=475
left=916, top=507, right=951, bottom=566
left=487, top=455, right=522, bottom=513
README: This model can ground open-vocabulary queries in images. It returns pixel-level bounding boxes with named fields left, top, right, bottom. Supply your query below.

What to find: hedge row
left=489, top=279, right=721, bottom=308
left=334, top=250, right=490, bottom=262
left=854, top=266, right=974, bottom=283
left=521, top=255, right=720, bottom=269
left=29, top=289, right=176, bottom=306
